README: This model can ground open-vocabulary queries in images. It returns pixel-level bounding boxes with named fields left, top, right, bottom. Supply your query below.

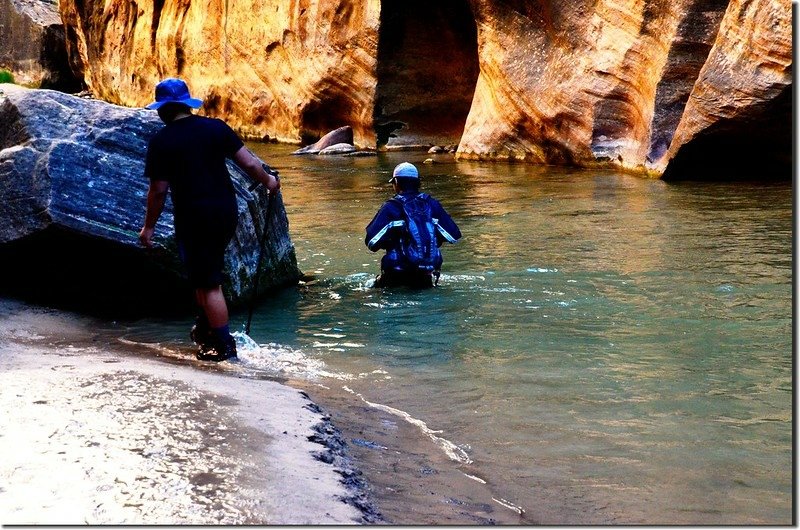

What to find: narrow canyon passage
left=663, top=87, right=792, bottom=181
left=374, top=0, right=479, bottom=148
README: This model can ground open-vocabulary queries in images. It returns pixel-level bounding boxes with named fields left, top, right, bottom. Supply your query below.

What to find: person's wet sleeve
left=365, top=202, right=403, bottom=251
left=430, top=198, right=461, bottom=245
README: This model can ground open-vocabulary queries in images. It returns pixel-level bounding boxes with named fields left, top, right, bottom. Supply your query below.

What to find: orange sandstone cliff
left=58, top=0, right=791, bottom=179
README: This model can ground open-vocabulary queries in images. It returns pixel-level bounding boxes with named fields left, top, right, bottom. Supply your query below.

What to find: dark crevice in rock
left=0, top=225, right=194, bottom=318
left=39, top=24, right=84, bottom=92
left=647, top=0, right=727, bottom=163
left=662, top=86, right=792, bottom=181
left=151, top=0, right=165, bottom=48
left=299, top=91, right=357, bottom=146
left=63, top=21, right=86, bottom=86
left=374, top=0, right=479, bottom=148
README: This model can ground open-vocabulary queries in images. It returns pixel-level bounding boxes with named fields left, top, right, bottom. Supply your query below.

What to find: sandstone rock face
left=0, top=84, right=300, bottom=312
left=661, top=0, right=792, bottom=180
left=59, top=0, right=381, bottom=147
left=57, top=0, right=791, bottom=179
left=0, top=0, right=82, bottom=91
left=458, top=0, right=791, bottom=178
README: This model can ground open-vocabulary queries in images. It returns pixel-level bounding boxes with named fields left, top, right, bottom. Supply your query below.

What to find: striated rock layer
left=60, top=0, right=381, bottom=147
left=458, top=0, right=791, bottom=179
left=0, top=84, right=300, bottom=313
left=57, top=0, right=791, bottom=179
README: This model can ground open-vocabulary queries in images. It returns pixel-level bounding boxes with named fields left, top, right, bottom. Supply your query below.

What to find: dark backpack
left=392, top=193, right=441, bottom=272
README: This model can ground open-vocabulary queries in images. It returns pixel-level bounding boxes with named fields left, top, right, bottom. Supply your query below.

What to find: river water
left=126, top=144, right=792, bottom=524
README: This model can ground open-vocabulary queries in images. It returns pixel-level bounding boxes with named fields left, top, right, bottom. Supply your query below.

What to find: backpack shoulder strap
left=389, top=194, right=408, bottom=210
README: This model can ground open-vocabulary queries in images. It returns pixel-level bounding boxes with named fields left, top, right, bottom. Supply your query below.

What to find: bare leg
left=195, top=286, right=229, bottom=328
left=194, top=286, right=236, bottom=361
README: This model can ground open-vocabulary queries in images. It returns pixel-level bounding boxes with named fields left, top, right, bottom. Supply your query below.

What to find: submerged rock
left=0, top=84, right=300, bottom=314
left=318, top=142, right=357, bottom=155
left=293, top=126, right=355, bottom=155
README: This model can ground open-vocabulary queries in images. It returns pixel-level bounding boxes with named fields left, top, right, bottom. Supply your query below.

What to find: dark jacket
left=365, top=191, right=461, bottom=273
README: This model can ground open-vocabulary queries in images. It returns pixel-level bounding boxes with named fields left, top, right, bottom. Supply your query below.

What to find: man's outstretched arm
left=233, top=147, right=280, bottom=193
left=139, top=179, right=169, bottom=247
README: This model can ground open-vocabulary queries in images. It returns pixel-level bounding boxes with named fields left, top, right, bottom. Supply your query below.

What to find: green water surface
left=154, top=143, right=794, bottom=524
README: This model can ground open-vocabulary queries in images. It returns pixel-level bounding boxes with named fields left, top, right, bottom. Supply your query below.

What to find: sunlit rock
left=59, top=0, right=381, bottom=147
left=456, top=0, right=791, bottom=178
left=0, top=84, right=300, bottom=312
left=57, top=0, right=791, bottom=179
left=0, top=0, right=81, bottom=90
left=293, top=126, right=355, bottom=155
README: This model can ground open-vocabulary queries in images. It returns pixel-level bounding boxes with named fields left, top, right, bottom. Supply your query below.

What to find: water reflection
left=217, top=144, right=793, bottom=523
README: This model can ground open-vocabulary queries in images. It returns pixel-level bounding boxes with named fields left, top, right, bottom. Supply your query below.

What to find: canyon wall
left=0, top=0, right=81, bottom=91
left=57, top=0, right=791, bottom=178
left=458, top=0, right=791, bottom=178
left=60, top=0, right=381, bottom=146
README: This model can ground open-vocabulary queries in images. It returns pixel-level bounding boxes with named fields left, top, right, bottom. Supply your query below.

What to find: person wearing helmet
left=365, top=162, right=461, bottom=288
left=138, top=78, right=280, bottom=362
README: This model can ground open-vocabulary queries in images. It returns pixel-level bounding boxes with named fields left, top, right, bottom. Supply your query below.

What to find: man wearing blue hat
left=365, top=162, right=461, bottom=287
left=139, top=78, right=280, bottom=362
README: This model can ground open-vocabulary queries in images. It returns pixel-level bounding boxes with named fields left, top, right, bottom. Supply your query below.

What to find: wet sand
left=293, top=380, right=530, bottom=525
left=0, top=298, right=528, bottom=525
left=0, top=299, right=372, bottom=525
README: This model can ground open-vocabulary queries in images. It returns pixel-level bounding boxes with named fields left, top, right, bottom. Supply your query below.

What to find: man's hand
left=234, top=147, right=282, bottom=194
left=142, top=180, right=168, bottom=247
left=139, top=226, right=155, bottom=248
left=266, top=170, right=281, bottom=194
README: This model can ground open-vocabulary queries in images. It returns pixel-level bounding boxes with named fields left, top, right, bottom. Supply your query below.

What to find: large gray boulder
left=0, top=84, right=300, bottom=313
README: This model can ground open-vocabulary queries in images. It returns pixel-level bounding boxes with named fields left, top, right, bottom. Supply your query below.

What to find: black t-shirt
left=144, top=115, right=244, bottom=225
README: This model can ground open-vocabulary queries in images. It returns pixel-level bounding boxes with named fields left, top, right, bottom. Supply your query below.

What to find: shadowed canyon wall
left=58, top=0, right=791, bottom=179
left=374, top=0, right=479, bottom=148
left=0, top=0, right=82, bottom=90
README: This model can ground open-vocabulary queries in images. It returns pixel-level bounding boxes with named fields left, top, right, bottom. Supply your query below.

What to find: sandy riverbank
left=0, top=297, right=528, bottom=525
left=0, top=298, right=377, bottom=525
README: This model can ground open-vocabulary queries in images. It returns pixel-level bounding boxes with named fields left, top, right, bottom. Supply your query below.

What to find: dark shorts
left=374, top=270, right=436, bottom=289
left=377, top=249, right=440, bottom=288
left=176, top=206, right=238, bottom=289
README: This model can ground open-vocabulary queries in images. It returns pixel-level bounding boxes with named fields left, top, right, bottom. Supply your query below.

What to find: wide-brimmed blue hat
left=389, top=162, right=419, bottom=182
left=146, top=78, right=203, bottom=110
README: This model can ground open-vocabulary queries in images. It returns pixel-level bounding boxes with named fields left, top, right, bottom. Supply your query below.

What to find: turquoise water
left=135, top=144, right=793, bottom=524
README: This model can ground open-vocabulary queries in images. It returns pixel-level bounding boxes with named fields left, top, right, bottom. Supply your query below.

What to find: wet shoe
left=195, top=333, right=237, bottom=362
left=190, top=316, right=212, bottom=346
left=195, top=347, right=237, bottom=362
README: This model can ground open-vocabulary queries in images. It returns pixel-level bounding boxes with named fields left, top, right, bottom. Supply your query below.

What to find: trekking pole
left=245, top=172, right=277, bottom=336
